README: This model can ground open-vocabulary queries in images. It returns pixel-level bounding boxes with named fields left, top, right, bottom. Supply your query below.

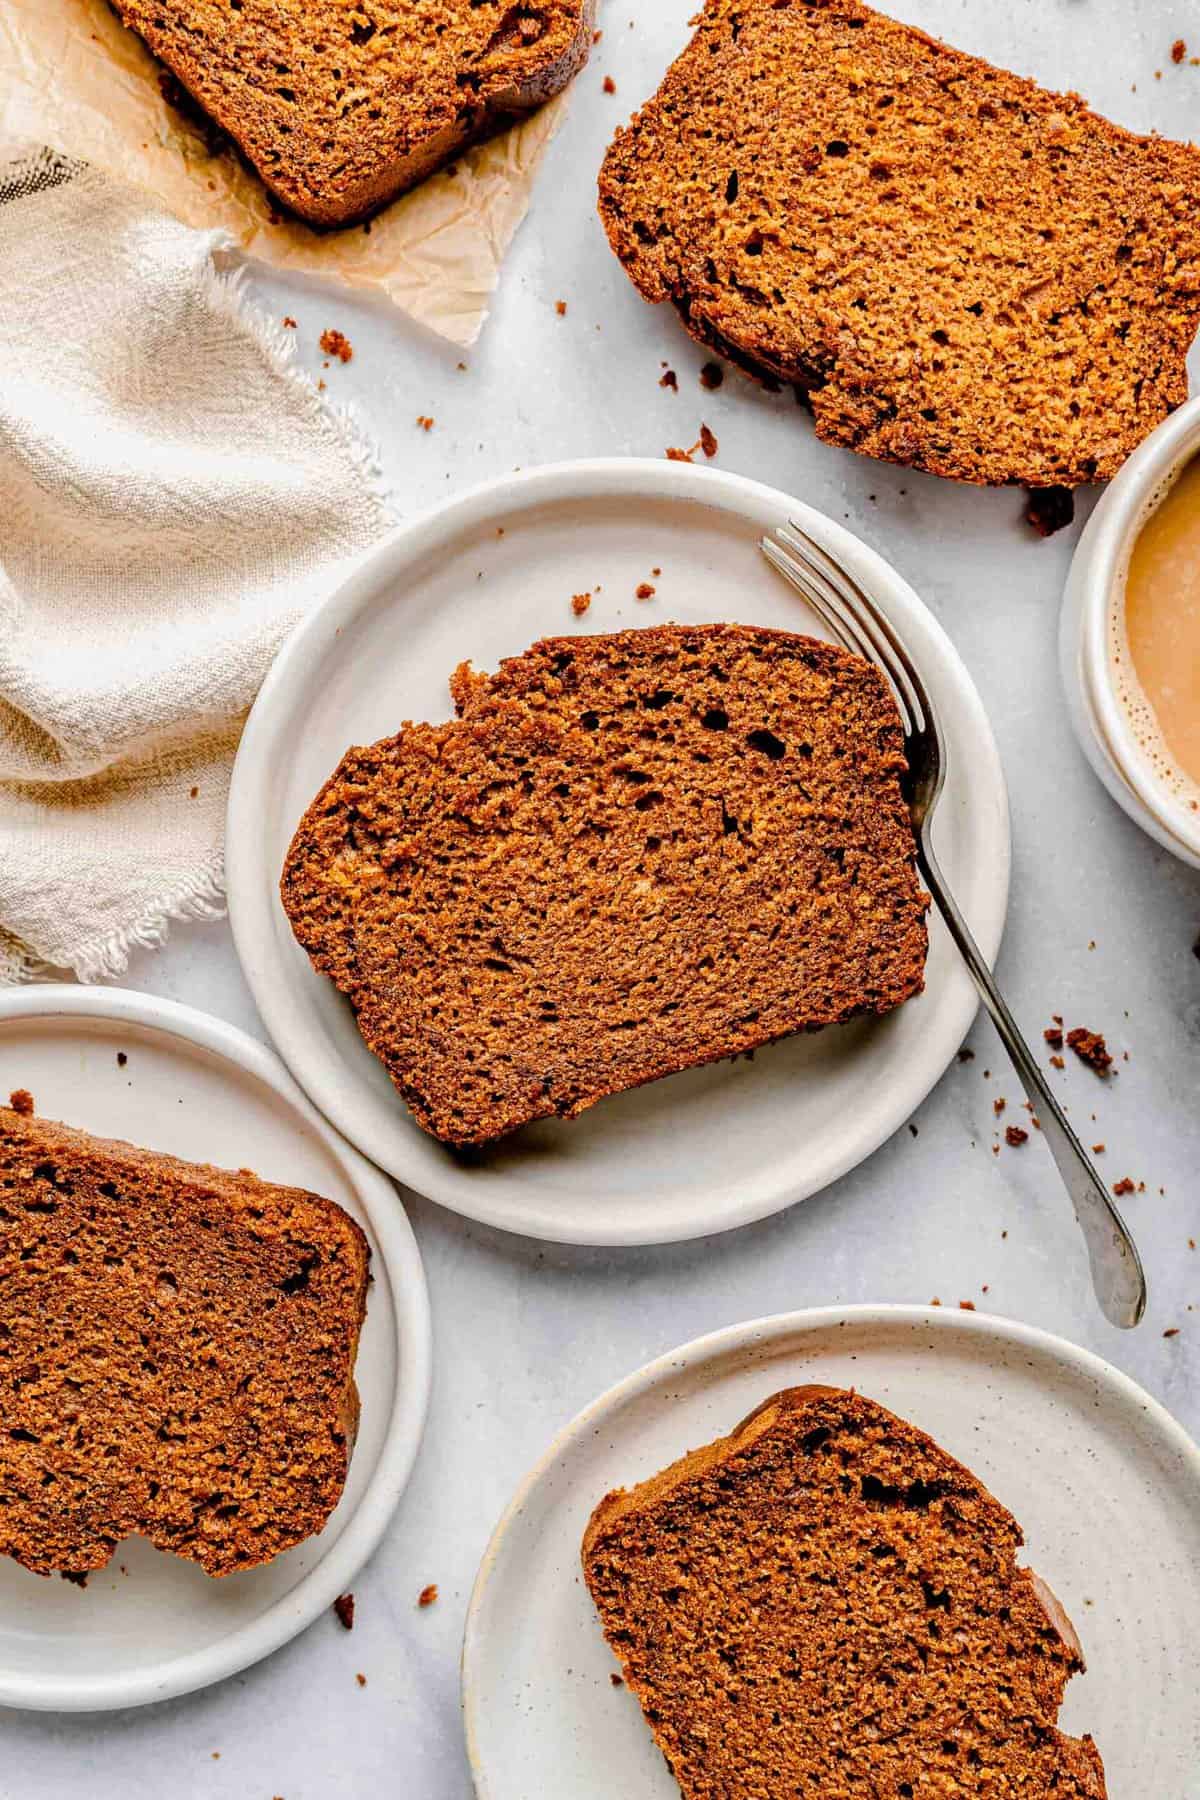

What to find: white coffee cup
left=1061, top=394, right=1200, bottom=870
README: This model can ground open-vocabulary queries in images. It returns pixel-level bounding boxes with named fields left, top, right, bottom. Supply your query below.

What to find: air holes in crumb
left=746, top=728, right=786, bottom=759
left=825, top=139, right=850, bottom=157
left=702, top=708, right=729, bottom=730
left=580, top=711, right=600, bottom=731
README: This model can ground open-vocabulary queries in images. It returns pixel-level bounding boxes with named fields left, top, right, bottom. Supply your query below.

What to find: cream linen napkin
left=0, top=146, right=397, bottom=983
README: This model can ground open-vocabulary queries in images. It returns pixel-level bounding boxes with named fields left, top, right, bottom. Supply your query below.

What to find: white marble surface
left=7, top=2, right=1200, bottom=1794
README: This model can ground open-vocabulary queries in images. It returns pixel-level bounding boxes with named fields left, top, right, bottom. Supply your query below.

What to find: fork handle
left=918, top=840, right=1147, bottom=1330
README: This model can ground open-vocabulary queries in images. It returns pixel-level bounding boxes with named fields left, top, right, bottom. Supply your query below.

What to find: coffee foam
left=1108, top=460, right=1200, bottom=822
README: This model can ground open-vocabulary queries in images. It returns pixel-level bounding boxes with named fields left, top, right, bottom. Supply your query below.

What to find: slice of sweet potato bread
left=281, top=624, right=928, bottom=1147
left=583, top=1386, right=1107, bottom=1798
left=0, top=1105, right=368, bottom=1579
left=113, top=0, right=594, bottom=227
left=599, top=0, right=1200, bottom=488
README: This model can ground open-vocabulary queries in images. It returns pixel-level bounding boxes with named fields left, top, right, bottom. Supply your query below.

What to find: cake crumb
left=319, top=328, right=353, bottom=363
left=1067, top=1027, right=1112, bottom=1076
left=416, top=415, right=435, bottom=432
left=635, top=582, right=656, bottom=601
left=282, top=315, right=297, bottom=329
left=956, top=1046, right=975, bottom=1063
left=699, top=422, right=719, bottom=458
left=993, top=1097, right=1006, bottom=1116
left=610, top=1672, right=624, bottom=1687
left=1049, top=1054, right=1064, bottom=1069
left=1024, top=485, right=1075, bottom=537
left=666, top=444, right=694, bottom=462
left=958, top=1300, right=976, bottom=1311
left=418, top=1583, right=439, bottom=1608
left=1171, top=37, right=1187, bottom=62
left=1092, top=1143, right=1105, bottom=1154
left=555, top=300, right=568, bottom=316
left=8, top=1089, right=34, bottom=1117
left=660, top=368, right=678, bottom=390
left=117, top=1052, right=128, bottom=1068
left=1005, top=1125, right=1028, bottom=1147
left=571, top=592, right=592, bottom=616
left=603, top=75, right=616, bottom=94
left=1043, top=1026, right=1064, bottom=1050
left=334, top=1593, right=355, bottom=1631
left=1112, top=1177, right=1136, bottom=1196
left=1164, top=1326, right=1180, bottom=1338
left=355, top=1672, right=367, bottom=1687
left=700, top=361, right=725, bottom=390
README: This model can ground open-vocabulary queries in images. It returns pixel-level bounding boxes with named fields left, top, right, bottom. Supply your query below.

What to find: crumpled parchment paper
left=0, top=0, right=572, bottom=345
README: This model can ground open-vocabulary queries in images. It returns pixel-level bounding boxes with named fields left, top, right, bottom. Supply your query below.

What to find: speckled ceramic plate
left=227, top=459, right=1009, bottom=1245
left=0, top=986, right=432, bottom=1712
left=463, top=1305, right=1200, bottom=1798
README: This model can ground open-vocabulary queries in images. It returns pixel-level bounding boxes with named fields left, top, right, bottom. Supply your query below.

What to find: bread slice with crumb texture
left=280, top=624, right=928, bottom=1147
left=583, top=1386, right=1107, bottom=1798
left=599, top=0, right=1200, bottom=488
left=0, top=1104, right=368, bottom=1579
left=113, top=0, right=594, bottom=227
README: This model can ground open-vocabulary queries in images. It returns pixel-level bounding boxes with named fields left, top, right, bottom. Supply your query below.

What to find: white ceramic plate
left=227, top=459, right=1009, bottom=1245
left=0, top=986, right=432, bottom=1712
left=463, top=1306, right=1200, bottom=1799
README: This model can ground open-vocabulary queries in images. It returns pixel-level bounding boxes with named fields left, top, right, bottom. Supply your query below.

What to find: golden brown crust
left=599, top=0, right=1200, bottom=488
left=113, top=0, right=595, bottom=228
left=0, top=1105, right=369, bottom=1578
left=280, top=624, right=928, bottom=1146
left=582, top=1386, right=1107, bottom=1797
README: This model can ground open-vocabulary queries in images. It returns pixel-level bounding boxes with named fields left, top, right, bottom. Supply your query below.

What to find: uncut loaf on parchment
left=583, top=1385, right=1108, bottom=1799
left=0, top=1104, right=368, bottom=1579
left=599, top=0, right=1200, bottom=489
left=112, top=0, right=595, bottom=227
left=281, top=623, right=928, bottom=1147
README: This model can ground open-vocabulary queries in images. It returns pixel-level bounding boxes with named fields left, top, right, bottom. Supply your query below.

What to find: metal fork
left=762, top=521, right=1147, bottom=1329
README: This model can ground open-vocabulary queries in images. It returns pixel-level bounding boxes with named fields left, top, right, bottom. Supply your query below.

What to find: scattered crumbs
left=652, top=566, right=662, bottom=577
left=8, top=1089, right=34, bottom=1116
left=1024, top=485, right=1075, bottom=538
left=593, top=27, right=603, bottom=42
left=1092, top=1143, right=1106, bottom=1154
left=666, top=444, right=694, bottom=462
left=700, top=360, right=725, bottom=390
left=189, top=785, right=199, bottom=799
left=1001, top=1229, right=1008, bottom=1239
left=992, top=1097, right=1006, bottom=1116
left=457, top=360, right=467, bottom=371
left=418, top=1583, right=439, bottom=1608
left=317, top=378, right=326, bottom=391
left=635, top=582, right=656, bottom=601
left=334, top=1593, right=355, bottom=1631
left=610, top=1672, right=624, bottom=1687
left=1005, top=1126, right=1029, bottom=1148
left=571, top=592, right=592, bottom=617
left=1044, top=1026, right=1064, bottom=1050
left=211, top=1753, right=220, bottom=1762
left=319, top=328, right=353, bottom=363
left=603, top=74, right=616, bottom=93
left=908, top=1123, right=918, bottom=1138
left=1049, top=1055, right=1064, bottom=1070
left=699, top=422, right=719, bottom=458
left=930, top=1297, right=941, bottom=1306
left=1087, top=939, right=1096, bottom=951
left=1164, top=1327, right=1181, bottom=1338
left=356, top=1673, right=367, bottom=1688
left=281, top=315, right=297, bottom=329
left=981, top=1284, right=990, bottom=1294
left=1112, top=1177, right=1136, bottom=1197
left=991, top=1144, right=999, bottom=1157
left=555, top=299, right=568, bottom=316
left=1190, top=1238, right=1196, bottom=1251
left=1173, top=37, right=1188, bottom=62
left=1067, top=1027, right=1112, bottom=1076
left=982, top=1069, right=990, bottom=1080
left=416, top=415, right=435, bottom=432
left=956, top=1047, right=975, bottom=1064
left=659, top=368, right=678, bottom=391
left=117, top=1051, right=127, bottom=1067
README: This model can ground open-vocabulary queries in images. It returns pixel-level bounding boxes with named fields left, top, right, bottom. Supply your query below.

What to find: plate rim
left=226, top=456, right=1011, bottom=1245
left=0, top=983, right=433, bottom=1713
left=461, top=1301, right=1200, bottom=1795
